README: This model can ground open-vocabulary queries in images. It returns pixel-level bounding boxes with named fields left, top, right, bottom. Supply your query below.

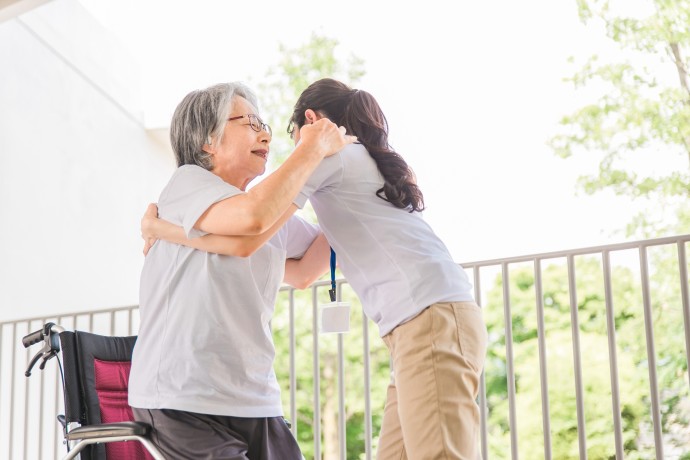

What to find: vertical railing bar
left=534, top=259, right=552, bottom=460
left=55, top=316, right=64, bottom=459
left=472, top=266, right=489, bottom=460
left=289, top=289, right=297, bottom=436
left=362, top=294, right=372, bottom=460
left=567, top=255, right=588, bottom=460
left=110, top=311, right=115, bottom=336
left=88, top=313, right=93, bottom=334
left=0, top=323, right=3, bottom=455
left=66, top=314, right=78, bottom=452
left=9, top=323, right=17, bottom=460
left=678, top=241, right=690, bottom=396
left=602, top=250, right=624, bottom=459
left=128, top=308, right=134, bottom=336
left=37, top=335, right=46, bottom=460
left=501, top=262, right=519, bottom=460
left=23, top=321, right=36, bottom=460
left=639, top=245, right=664, bottom=459
left=336, top=284, right=346, bottom=460
left=312, top=287, right=321, bottom=458
left=55, top=363, right=61, bottom=459
left=337, top=334, right=346, bottom=459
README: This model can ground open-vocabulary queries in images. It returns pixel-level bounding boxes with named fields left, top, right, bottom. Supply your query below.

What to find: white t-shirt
left=295, top=143, right=474, bottom=337
left=129, top=165, right=319, bottom=417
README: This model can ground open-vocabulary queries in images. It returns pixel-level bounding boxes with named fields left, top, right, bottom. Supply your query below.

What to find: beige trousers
left=376, top=301, right=488, bottom=460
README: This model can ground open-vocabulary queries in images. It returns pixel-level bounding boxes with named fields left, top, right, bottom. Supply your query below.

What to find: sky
left=76, top=0, right=659, bottom=263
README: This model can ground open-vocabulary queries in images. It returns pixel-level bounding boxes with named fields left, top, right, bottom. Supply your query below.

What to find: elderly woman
left=128, top=82, right=354, bottom=459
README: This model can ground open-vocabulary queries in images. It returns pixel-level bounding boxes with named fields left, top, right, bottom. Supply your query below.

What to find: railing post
left=567, top=255, right=587, bottom=459
left=602, top=251, right=624, bottom=459
left=336, top=284, right=346, bottom=460
left=678, top=241, right=690, bottom=398
left=9, top=323, right=16, bottom=460
left=534, top=259, right=552, bottom=460
left=639, top=246, right=664, bottom=460
left=312, top=287, right=321, bottom=458
left=474, top=267, right=489, bottom=460
left=362, top=307, right=372, bottom=460
left=289, top=289, right=297, bottom=436
left=501, top=262, right=519, bottom=460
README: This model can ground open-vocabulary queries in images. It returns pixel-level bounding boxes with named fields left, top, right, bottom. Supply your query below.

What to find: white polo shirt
left=295, top=143, right=474, bottom=337
left=130, top=165, right=319, bottom=417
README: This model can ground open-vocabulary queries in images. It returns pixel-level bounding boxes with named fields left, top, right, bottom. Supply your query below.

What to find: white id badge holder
left=319, top=248, right=350, bottom=334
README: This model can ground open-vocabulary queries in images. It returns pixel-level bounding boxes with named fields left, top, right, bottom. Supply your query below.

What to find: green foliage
left=482, top=255, right=690, bottom=458
left=550, top=0, right=690, bottom=237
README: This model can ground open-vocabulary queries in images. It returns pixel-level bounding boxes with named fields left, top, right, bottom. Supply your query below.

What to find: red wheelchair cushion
left=94, top=359, right=154, bottom=460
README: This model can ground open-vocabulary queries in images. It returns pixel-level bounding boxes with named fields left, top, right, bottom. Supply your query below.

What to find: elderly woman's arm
left=141, top=203, right=296, bottom=258
left=196, top=117, right=354, bottom=236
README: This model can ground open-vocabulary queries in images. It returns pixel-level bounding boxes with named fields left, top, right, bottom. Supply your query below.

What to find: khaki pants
left=377, top=301, right=488, bottom=460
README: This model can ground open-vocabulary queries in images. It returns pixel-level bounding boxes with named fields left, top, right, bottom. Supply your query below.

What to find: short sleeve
left=158, top=165, right=243, bottom=238
left=294, top=152, right=343, bottom=209
left=283, top=215, right=321, bottom=259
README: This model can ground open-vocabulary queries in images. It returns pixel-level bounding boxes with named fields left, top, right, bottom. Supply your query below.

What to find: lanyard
left=329, top=247, right=337, bottom=302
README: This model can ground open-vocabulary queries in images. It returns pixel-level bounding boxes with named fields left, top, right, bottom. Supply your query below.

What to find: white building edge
left=0, top=0, right=176, bottom=322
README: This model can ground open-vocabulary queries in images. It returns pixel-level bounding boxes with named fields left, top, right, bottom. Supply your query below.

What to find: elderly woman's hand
left=299, top=109, right=357, bottom=158
left=141, top=203, right=159, bottom=256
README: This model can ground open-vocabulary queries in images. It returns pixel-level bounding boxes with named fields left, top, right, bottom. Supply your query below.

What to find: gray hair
left=169, top=82, right=259, bottom=169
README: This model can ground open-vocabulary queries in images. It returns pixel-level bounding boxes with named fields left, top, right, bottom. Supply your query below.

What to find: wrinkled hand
left=299, top=109, right=357, bottom=158
left=141, top=203, right=159, bottom=256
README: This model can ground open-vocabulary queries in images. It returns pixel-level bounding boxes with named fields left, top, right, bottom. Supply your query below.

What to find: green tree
left=549, top=0, right=690, bottom=237
left=547, top=3, right=690, bottom=455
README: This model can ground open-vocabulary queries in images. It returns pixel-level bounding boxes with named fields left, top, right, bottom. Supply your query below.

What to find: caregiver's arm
left=283, top=233, right=331, bottom=289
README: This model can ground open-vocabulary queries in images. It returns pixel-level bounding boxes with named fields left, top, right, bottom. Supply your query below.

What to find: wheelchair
left=23, top=322, right=165, bottom=460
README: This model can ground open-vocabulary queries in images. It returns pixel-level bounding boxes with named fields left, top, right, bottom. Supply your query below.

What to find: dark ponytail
left=289, top=78, right=425, bottom=212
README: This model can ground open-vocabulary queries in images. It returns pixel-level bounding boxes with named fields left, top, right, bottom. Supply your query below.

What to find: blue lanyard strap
left=329, top=247, right=337, bottom=302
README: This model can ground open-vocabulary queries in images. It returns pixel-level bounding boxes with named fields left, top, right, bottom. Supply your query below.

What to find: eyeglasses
left=228, top=114, right=272, bottom=136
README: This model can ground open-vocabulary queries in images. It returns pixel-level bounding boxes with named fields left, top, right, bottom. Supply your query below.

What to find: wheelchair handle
left=23, top=322, right=65, bottom=377
left=22, top=328, right=46, bottom=348
left=22, top=322, right=65, bottom=348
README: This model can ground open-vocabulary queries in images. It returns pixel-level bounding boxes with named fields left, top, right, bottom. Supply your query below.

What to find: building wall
left=0, top=0, right=176, bottom=321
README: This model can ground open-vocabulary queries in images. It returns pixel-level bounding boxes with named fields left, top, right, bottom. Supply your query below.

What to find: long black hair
left=289, top=78, right=425, bottom=212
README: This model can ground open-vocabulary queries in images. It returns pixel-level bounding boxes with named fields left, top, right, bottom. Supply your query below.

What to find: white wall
left=0, top=0, right=176, bottom=322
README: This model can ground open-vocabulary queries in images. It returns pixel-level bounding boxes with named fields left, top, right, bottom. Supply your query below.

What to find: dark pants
left=132, top=407, right=303, bottom=460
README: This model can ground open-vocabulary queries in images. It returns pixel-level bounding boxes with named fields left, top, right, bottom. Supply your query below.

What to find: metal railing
left=460, top=234, right=690, bottom=460
left=1, top=234, right=689, bottom=459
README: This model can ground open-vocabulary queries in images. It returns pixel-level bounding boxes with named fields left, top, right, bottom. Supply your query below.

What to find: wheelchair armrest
left=65, top=421, right=152, bottom=441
